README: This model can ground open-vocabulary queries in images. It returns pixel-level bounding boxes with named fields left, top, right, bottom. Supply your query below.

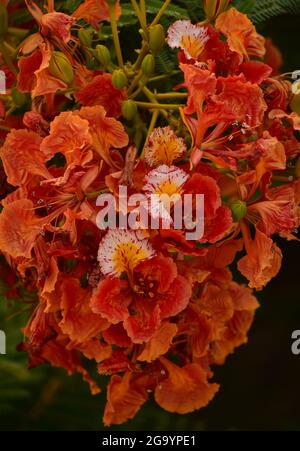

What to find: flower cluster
left=0, top=1, right=299, bottom=425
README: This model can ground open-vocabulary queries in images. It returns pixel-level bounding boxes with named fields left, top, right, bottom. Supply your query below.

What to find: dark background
left=0, top=12, right=300, bottom=432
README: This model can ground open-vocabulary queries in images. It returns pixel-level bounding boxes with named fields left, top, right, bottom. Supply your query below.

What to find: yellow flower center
left=112, top=242, right=150, bottom=274
left=155, top=180, right=182, bottom=197
left=181, top=35, right=205, bottom=60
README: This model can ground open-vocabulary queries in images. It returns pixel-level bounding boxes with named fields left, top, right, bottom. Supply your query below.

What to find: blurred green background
left=0, top=10, right=300, bottom=432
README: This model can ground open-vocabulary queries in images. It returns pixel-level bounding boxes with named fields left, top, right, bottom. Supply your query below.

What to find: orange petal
left=0, top=129, right=49, bottom=186
left=73, top=0, right=121, bottom=30
left=103, top=372, right=148, bottom=426
left=238, top=228, right=282, bottom=290
left=138, top=322, right=178, bottom=362
left=155, top=357, right=219, bottom=414
left=40, top=111, right=92, bottom=164
left=75, top=339, right=112, bottom=363
left=59, top=277, right=109, bottom=344
left=216, top=8, right=265, bottom=59
left=41, top=337, right=100, bottom=395
left=0, top=199, right=43, bottom=258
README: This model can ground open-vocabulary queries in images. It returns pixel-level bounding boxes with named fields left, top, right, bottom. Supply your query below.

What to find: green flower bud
left=112, top=69, right=128, bottom=89
left=48, top=52, right=74, bottom=85
left=95, top=45, right=111, bottom=67
left=122, top=100, right=138, bottom=120
left=230, top=199, right=247, bottom=222
left=149, top=24, right=165, bottom=55
left=141, top=54, right=155, bottom=77
left=295, top=156, right=300, bottom=178
left=11, top=87, right=26, bottom=107
left=203, top=0, right=231, bottom=20
left=0, top=4, right=8, bottom=37
left=78, top=28, right=92, bottom=47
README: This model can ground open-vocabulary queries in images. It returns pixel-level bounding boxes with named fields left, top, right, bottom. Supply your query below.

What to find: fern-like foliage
left=250, top=0, right=300, bottom=24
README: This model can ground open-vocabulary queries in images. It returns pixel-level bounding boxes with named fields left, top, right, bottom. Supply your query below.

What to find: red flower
left=90, top=278, right=132, bottom=324
left=75, top=73, right=126, bottom=117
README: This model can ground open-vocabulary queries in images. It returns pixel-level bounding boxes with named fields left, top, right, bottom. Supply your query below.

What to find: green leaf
left=250, top=0, right=300, bottom=25
left=118, top=4, right=139, bottom=27
left=155, top=46, right=177, bottom=74
left=232, top=0, right=256, bottom=14
left=145, top=0, right=189, bottom=20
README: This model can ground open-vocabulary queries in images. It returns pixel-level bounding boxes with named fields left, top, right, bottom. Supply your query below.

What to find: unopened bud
left=95, top=45, right=111, bottom=67
left=0, top=4, right=8, bottom=37
left=11, top=88, right=26, bottom=107
left=112, top=69, right=128, bottom=89
left=78, top=28, right=92, bottom=47
left=149, top=24, right=165, bottom=54
left=122, top=100, right=138, bottom=120
left=230, top=199, right=247, bottom=222
left=203, top=0, right=231, bottom=21
left=48, top=52, right=74, bottom=85
left=141, top=54, right=155, bottom=77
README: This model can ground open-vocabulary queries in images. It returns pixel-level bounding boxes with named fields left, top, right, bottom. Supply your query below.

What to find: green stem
left=127, top=70, right=144, bottom=95
left=129, top=85, right=144, bottom=99
left=7, top=27, right=28, bottom=39
left=135, top=101, right=181, bottom=109
left=131, top=0, right=147, bottom=31
left=0, top=40, right=17, bottom=75
left=149, top=71, right=180, bottom=83
left=133, top=43, right=149, bottom=71
left=154, top=92, right=187, bottom=99
left=142, top=85, right=168, bottom=119
left=108, top=3, right=124, bottom=69
left=151, top=0, right=172, bottom=26
left=140, top=0, right=147, bottom=25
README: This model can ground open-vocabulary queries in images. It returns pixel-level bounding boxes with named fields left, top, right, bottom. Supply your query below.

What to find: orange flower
left=210, top=310, right=255, bottom=365
left=25, top=0, right=74, bottom=43
left=41, top=337, right=101, bottom=395
left=98, top=349, right=136, bottom=375
left=40, top=12, right=75, bottom=43
left=238, top=226, right=282, bottom=290
left=137, top=322, right=178, bottom=362
left=0, top=199, right=44, bottom=258
left=18, top=43, right=68, bottom=97
left=73, top=0, right=121, bottom=30
left=0, top=129, right=50, bottom=186
left=155, top=357, right=219, bottom=414
left=123, top=300, right=161, bottom=344
left=78, top=105, right=129, bottom=167
left=40, top=111, right=93, bottom=165
left=59, top=277, right=109, bottom=344
left=180, top=63, right=217, bottom=115
left=103, top=372, right=148, bottom=426
left=76, top=339, right=112, bottom=363
left=215, top=7, right=265, bottom=59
